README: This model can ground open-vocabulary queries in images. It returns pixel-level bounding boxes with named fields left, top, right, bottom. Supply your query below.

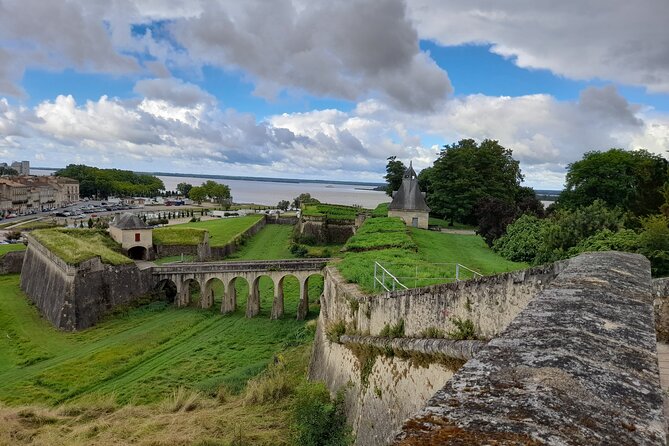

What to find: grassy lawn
left=428, top=216, right=476, bottom=230
left=30, top=229, right=132, bottom=265
left=0, top=273, right=319, bottom=407
left=0, top=243, right=25, bottom=259
left=162, top=215, right=264, bottom=247
left=337, top=218, right=526, bottom=292
left=228, top=225, right=295, bottom=260
left=153, top=226, right=207, bottom=246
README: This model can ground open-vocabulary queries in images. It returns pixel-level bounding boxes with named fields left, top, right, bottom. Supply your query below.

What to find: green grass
left=30, top=229, right=132, bottom=265
left=153, top=227, right=207, bottom=246
left=0, top=273, right=321, bottom=406
left=13, top=219, right=63, bottom=231
left=428, top=217, right=476, bottom=230
left=371, top=202, right=389, bottom=217
left=228, top=225, right=295, bottom=260
left=0, top=243, right=25, bottom=259
left=164, top=215, right=263, bottom=247
left=302, top=204, right=360, bottom=220
left=338, top=219, right=526, bottom=292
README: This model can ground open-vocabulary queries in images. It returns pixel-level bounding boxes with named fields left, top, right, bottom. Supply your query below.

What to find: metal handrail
left=374, top=261, right=408, bottom=292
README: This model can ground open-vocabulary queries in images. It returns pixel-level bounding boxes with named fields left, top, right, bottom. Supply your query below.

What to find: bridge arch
left=249, top=274, right=277, bottom=318
left=181, top=278, right=203, bottom=308
left=203, top=277, right=225, bottom=311
left=297, top=273, right=325, bottom=320
left=275, top=274, right=300, bottom=319
left=154, top=278, right=177, bottom=304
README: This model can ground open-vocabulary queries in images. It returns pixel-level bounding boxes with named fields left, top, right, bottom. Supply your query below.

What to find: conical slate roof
left=111, top=212, right=150, bottom=230
left=389, top=162, right=430, bottom=212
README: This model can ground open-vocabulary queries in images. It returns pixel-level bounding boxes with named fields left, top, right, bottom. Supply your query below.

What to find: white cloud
left=407, top=0, right=669, bottom=93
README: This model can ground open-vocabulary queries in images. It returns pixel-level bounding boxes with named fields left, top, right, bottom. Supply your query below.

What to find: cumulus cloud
left=169, top=0, right=451, bottom=111
left=134, top=78, right=215, bottom=107
left=407, top=0, right=669, bottom=93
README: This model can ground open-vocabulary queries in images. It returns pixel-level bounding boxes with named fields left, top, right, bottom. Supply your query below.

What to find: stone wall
left=310, top=262, right=565, bottom=445
left=395, top=252, right=665, bottom=445
left=322, top=261, right=565, bottom=341
left=266, top=215, right=299, bottom=225
left=0, top=250, right=25, bottom=274
left=387, top=209, right=428, bottom=229
left=653, top=277, right=669, bottom=341
left=296, top=217, right=356, bottom=244
left=20, top=235, right=153, bottom=330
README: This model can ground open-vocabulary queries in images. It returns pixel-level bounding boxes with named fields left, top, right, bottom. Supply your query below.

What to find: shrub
left=447, top=317, right=477, bottom=340
left=639, top=215, right=669, bottom=276
left=379, top=319, right=404, bottom=338
left=419, top=327, right=445, bottom=338
left=291, top=382, right=353, bottom=446
left=325, top=320, right=346, bottom=343
left=493, top=214, right=545, bottom=262
left=290, top=243, right=308, bottom=258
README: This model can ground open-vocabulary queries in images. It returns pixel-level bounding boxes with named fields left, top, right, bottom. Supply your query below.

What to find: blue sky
left=0, top=1, right=667, bottom=189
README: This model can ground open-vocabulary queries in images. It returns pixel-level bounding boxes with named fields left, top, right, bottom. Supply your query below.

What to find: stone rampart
left=20, top=235, right=153, bottom=330
left=0, top=250, right=25, bottom=274
left=266, top=215, right=299, bottom=225
left=297, top=217, right=356, bottom=244
left=322, top=261, right=565, bottom=341
left=395, top=252, right=665, bottom=445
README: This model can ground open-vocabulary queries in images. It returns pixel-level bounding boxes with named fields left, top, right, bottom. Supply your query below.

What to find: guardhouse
left=388, top=161, right=430, bottom=229
left=109, top=213, right=154, bottom=260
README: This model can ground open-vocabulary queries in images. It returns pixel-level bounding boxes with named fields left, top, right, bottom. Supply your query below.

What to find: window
left=135, top=233, right=141, bottom=242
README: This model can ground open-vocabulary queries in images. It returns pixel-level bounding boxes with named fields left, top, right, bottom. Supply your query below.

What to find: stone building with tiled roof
left=109, top=213, right=154, bottom=260
left=388, top=161, right=430, bottom=229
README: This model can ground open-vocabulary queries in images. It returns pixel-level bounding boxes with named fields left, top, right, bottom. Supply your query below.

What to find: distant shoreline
left=32, top=167, right=385, bottom=188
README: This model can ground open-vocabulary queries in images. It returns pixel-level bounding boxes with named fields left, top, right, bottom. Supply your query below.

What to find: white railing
left=374, top=261, right=483, bottom=290
left=374, top=261, right=409, bottom=292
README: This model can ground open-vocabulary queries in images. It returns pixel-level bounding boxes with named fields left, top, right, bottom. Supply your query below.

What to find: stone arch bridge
left=151, top=258, right=329, bottom=320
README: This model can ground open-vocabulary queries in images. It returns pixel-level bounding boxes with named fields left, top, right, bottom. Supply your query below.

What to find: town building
left=0, top=175, right=79, bottom=214
left=10, top=160, right=30, bottom=176
left=388, top=161, right=430, bottom=229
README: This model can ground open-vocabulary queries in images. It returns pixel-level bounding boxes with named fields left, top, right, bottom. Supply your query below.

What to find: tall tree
left=559, top=148, right=668, bottom=216
left=176, top=182, right=193, bottom=197
left=188, top=186, right=206, bottom=204
left=427, top=139, right=523, bottom=225
left=384, top=156, right=406, bottom=196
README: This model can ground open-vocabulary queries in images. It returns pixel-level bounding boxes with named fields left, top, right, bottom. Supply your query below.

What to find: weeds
left=379, top=319, right=404, bottom=338
left=447, top=317, right=477, bottom=340
left=325, top=320, right=347, bottom=343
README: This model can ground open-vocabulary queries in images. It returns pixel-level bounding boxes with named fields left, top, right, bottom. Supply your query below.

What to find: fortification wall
left=209, top=216, right=266, bottom=259
left=311, top=262, right=565, bottom=445
left=266, top=215, right=299, bottom=225
left=322, top=262, right=565, bottom=341
left=296, top=217, right=356, bottom=244
left=0, top=250, right=25, bottom=274
left=20, top=235, right=153, bottom=330
left=395, top=252, right=665, bottom=445
left=653, top=277, right=669, bottom=341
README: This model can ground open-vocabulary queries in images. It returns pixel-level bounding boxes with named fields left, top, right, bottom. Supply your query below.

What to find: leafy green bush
left=569, top=229, right=641, bottom=254
left=493, top=214, right=545, bottom=262
left=291, top=383, right=353, bottom=446
left=290, top=243, right=308, bottom=258
left=638, top=215, right=669, bottom=276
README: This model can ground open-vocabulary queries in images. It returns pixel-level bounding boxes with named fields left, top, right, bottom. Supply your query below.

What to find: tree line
left=386, top=141, right=669, bottom=275
left=56, top=164, right=165, bottom=198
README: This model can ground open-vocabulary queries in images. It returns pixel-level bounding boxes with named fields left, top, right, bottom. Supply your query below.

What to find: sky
left=0, top=1, right=668, bottom=189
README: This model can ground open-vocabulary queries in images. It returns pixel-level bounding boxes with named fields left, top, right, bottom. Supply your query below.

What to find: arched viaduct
left=151, top=258, right=329, bottom=320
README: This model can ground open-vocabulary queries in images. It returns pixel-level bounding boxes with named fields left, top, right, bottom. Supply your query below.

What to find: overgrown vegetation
left=447, top=317, right=477, bottom=340
left=30, top=228, right=132, bottom=265
left=291, top=383, right=353, bottom=446
left=161, top=215, right=263, bottom=247
left=379, top=319, right=405, bottom=338
left=302, top=204, right=359, bottom=221
left=343, top=217, right=416, bottom=251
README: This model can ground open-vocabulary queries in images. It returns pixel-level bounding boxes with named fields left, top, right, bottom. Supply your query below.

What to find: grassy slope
left=30, top=229, right=131, bottom=265
left=165, top=215, right=264, bottom=247
left=0, top=244, right=25, bottom=258
left=152, top=226, right=207, bottom=246
left=228, top=225, right=295, bottom=260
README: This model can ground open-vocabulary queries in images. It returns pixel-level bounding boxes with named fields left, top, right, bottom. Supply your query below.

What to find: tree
left=292, top=193, right=319, bottom=209
left=189, top=186, right=206, bottom=204
left=201, top=180, right=232, bottom=207
left=559, top=148, right=668, bottom=216
left=384, top=156, right=406, bottom=196
left=427, top=139, right=523, bottom=225
left=0, top=166, right=18, bottom=176
left=277, top=200, right=290, bottom=211
left=176, top=182, right=193, bottom=197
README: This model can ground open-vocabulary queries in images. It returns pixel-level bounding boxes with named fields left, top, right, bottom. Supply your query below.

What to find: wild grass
left=371, top=202, right=389, bottom=218
left=428, top=217, right=476, bottom=230
left=14, top=219, right=63, bottom=231
left=152, top=226, right=207, bottom=246
left=30, top=229, right=132, bottom=265
left=337, top=219, right=527, bottom=292
left=302, top=204, right=359, bottom=220
left=227, top=225, right=294, bottom=260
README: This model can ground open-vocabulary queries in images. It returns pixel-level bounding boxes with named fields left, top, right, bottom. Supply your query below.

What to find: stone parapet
left=395, top=252, right=665, bottom=445
left=339, top=335, right=486, bottom=361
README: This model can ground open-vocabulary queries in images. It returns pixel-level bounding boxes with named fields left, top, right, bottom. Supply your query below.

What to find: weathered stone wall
left=395, top=252, right=665, bottom=445
left=296, top=217, right=356, bottom=244
left=653, top=277, right=669, bottom=341
left=322, top=262, right=565, bottom=341
left=309, top=320, right=460, bottom=446
left=387, top=209, right=429, bottom=229
left=0, top=250, right=25, bottom=274
left=266, top=215, right=299, bottom=225
left=310, top=262, right=565, bottom=445
left=20, top=235, right=153, bottom=330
